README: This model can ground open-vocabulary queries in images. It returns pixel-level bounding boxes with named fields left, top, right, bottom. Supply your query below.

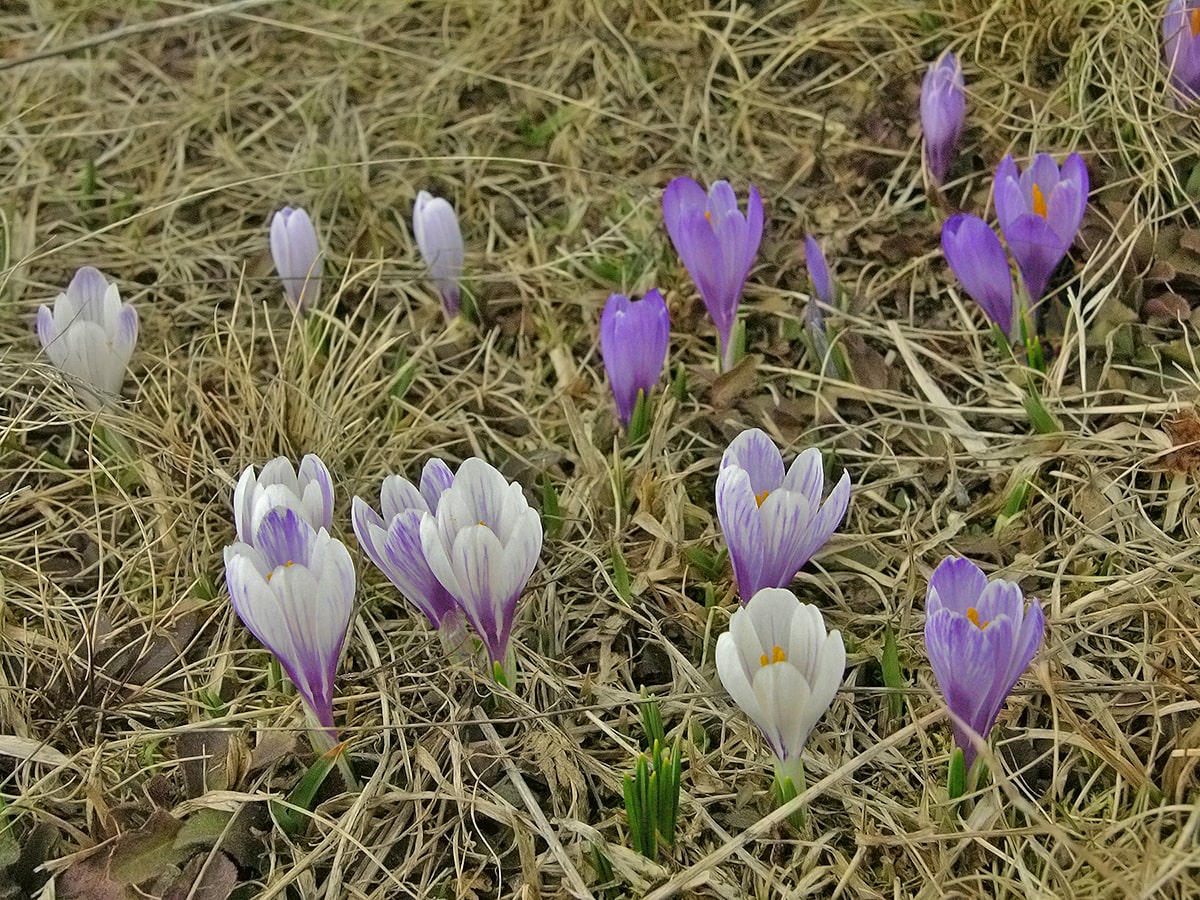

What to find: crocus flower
left=941, top=213, right=1016, bottom=339
left=352, top=459, right=466, bottom=647
left=992, top=153, right=1088, bottom=304
left=1163, top=0, right=1200, bottom=100
left=413, top=191, right=465, bottom=317
left=662, top=177, right=763, bottom=370
left=36, top=266, right=138, bottom=409
left=715, top=428, right=851, bottom=603
left=716, top=587, right=845, bottom=787
left=234, top=455, right=335, bottom=546
left=599, top=289, right=670, bottom=425
left=419, top=458, right=543, bottom=682
left=224, top=507, right=356, bottom=734
left=804, top=235, right=834, bottom=305
left=920, top=51, right=966, bottom=185
left=269, top=206, right=322, bottom=313
left=924, top=557, right=1045, bottom=769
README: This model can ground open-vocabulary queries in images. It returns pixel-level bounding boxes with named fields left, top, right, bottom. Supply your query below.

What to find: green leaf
left=626, top=389, right=651, bottom=446
left=881, top=626, right=904, bottom=722
left=947, top=747, right=966, bottom=801
left=611, top=545, right=631, bottom=604
left=270, top=742, right=346, bottom=836
left=638, top=689, right=665, bottom=747
left=540, top=474, right=562, bottom=539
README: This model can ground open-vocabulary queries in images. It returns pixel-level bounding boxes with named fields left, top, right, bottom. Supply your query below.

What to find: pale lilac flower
left=920, top=51, right=966, bottom=185
left=941, top=214, right=1016, bottom=340
left=36, top=266, right=138, bottom=409
left=419, top=458, right=542, bottom=681
left=716, top=587, right=844, bottom=787
left=993, top=153, right=1088, bottom=304
left=413, top=191, right=465, bottom=317
left=662, top=177, right=763, bottom=370
left=599, top=289, right=670, bottom=425
left=1163, top=0, right=1200, bottom=100
left=234, top=455, right=335, bottom=546
left=224, top=508, right=356, bottom=733
left=716, top=429, right=851, bottom=603
left=924, top=557, right=1045, bottom=768
left=352, top=460, right=464, bottom=640
left=269, top=206, right=322, bottom=313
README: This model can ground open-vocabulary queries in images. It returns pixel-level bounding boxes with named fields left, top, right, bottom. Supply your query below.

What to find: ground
left=2, top=1, right=1200, bottom=898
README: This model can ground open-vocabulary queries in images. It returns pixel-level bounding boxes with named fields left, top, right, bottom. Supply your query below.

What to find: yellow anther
left=1032, top=184, right=1047, bottom=219
left=265, top=561, right=293, bottom=583
left=755, top=489, right=770, bottom=507
left=705, top=210, right=712, bottom=225
left=477, top=520, right=487, bottom=527
left=759, top=645, right=787, bottom=667
left=967, top=607, right=989, bottom=630
left=1191, top=8, right=1200, bottom=36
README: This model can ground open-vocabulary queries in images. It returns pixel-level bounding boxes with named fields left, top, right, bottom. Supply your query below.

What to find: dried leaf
left=1163, top=411, right=1200, bottom=474
left=178, top=731, right=234, bottom=797
left=162, top=852, right=238, bottom=900
left=708, top=354, right=758, bottom=407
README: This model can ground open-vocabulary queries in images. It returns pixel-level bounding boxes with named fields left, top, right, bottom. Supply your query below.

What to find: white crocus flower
left=269, top=206, right=323, bottom=313
left=234, top=454, right=335, bottom=546
left=419, top=458, right=542, bottom=683
left=36, top=266, right=138, bottom=410
left=413, top=190, right=465, bottom=317
left=223, top=507, right=355, bottom=736
left=716, top=587, right=845, bottom=787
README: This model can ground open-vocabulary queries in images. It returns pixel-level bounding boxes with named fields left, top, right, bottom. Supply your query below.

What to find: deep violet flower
left=920, top=51, right=966, bottom=185
left=662, top=177, right=763, bottom=370
left=804, top=235, right=834, bottom=306
left=941, top=214, right=1016, bottom=340
left=715, top=429, right=851, bottom=603
left=1164, top=0, right=1200, bottom=101
left=993, top=153, right=1088, bottom=304
left=924, top=557, right=1045, bottom=769
left=599, top=289, right=670, bottom=425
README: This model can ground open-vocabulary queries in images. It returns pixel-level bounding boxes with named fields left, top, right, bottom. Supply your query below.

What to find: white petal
left=751, top=659, right=814, bottom=759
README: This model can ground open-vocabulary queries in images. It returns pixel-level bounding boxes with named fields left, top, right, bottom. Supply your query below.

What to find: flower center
left=1192, top=8, right=1200, bottom=37
left=1031, top=184, right=1048, bottom=219
left=759, top=645, right=787, bottom=667
left=967, top=607, right=989, bottom=630
left=755, top=489, right=770, bottom=507
left=266, top=560, right=294, bottom=583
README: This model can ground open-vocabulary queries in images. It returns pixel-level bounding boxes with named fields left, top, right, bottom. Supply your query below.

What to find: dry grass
left=2, top=0, right=1200, bottom=897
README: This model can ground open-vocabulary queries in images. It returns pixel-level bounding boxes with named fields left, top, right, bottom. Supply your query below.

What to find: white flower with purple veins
left=224, top=507, right=356, bottom=734
left=352, top=459, right=464, bottom=638
left=234, top=455, right=335, bottom=547
left=419, top=458, right=542, bottom=684
left=413, top=190, right=465, bottom=317
left=269, top=206, right=323, bottom=313
left=716, top=428, right=851, bottom=603
left=716, top=587, right=844, bottom=788
left=36, top=266, right=138, bottom=410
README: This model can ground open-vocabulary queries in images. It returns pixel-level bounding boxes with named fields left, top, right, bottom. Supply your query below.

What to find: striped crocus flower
left=233, top=455, right=335, bottom=548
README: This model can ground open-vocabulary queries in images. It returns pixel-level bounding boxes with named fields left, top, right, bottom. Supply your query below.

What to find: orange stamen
left=967, top=607, right=989, bottom=630
left=1191, top=8, right=1200, bottom=37
left=1032, top=184, right=1047, bottom=219
left=265, top=560, right=294, bottom=583
left=705, top=210, right=712, bottom=225
left=759, top=645, right=787, bottom=667
left=755, top=489, right=770, bottom=507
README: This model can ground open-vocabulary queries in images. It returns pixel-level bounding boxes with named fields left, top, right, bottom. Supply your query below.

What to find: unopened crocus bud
left=941, top=214, right=1016, bottom=340
left=1164, top=0, right=1200, bottom=101
left=920, top=51, right=965, bottom=185
left=269, top=206, right=322, bottom=313
left=804, top=235, right=834, bottom=306
left=413, top=191, right=465, bottom=317
left=599, top=289, right=670, bottom=425
left=36, top=266, right=138, bottom=409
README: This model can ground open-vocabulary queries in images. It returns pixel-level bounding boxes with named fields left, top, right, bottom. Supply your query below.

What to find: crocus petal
left=413, top=190, right=465, bottom=316
left=942, top=213, right=1016, bottom=338
left=927, top=556, right=988, bottom=616
left=419, top=459, right=456, bottom=511
left=1003, top=213, right=1066, bottom=304
left=804, top=235, right=834, bottom=305
left=720, top=428, right=785, bottom=493
left=920, top=51, right=966, bottom=185
left=715, top=466, right=766, bottom=599
left=270, top=207, right=322, bottom=313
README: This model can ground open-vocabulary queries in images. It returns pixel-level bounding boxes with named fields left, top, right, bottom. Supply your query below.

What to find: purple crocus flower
left=993, top=153, right=1088, bottom=304
left=924, top=557, right=1045, bottom=769
left=920, top=51, right=966, bottom=185
left=662, top=177, right=763, bottom=370
left=941, top=214, right=1016, bottom=340
left=804, top=235, right=834, bottom=305
left=269, top=206, right=322, bottom=313
left=233, top=455, right=335, bottom=547
left=224, top=507, right=356, bottom=735
left=715, top=428, right=851, bottom=603
left=599, top=289, right=670, bottom=425
left=352, top=460, right=467, bottom=650
left=419, top=458, right=542, bottom=684
left=413, top=191, right=465, bottom=317
left=1163, top=0, right=1200, bottom=100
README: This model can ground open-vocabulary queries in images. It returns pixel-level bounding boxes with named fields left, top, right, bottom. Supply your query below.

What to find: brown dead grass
left=3, top=0, right=1200, bottom=897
